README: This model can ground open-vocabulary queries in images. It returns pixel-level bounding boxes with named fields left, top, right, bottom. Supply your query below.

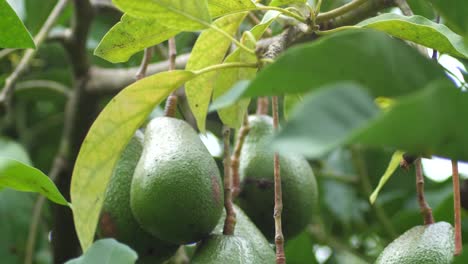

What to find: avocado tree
left=1, top=0, right=468, bottom=263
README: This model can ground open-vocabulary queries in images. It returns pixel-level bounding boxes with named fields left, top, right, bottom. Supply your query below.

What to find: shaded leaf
left=94, top=14, right=180, bottom=63
left=209, top=80, right=250, bottom=112
left=0, top=0, right=35, bottom=48
left=0, top=157, right=68, bottom=205
left=369, top=150, right=404, bottom=204
left=0, top=137, right=32, bottom=165
left=273, top=83, right=380, bottom=158
left=429, top=0, right=468, bottom=35
left=65, top=239, right=137, bottom=264
left=358, top=14, right=468, bottom=59
left=285, top=232, right=318, bottom=264
left=185, top=13, right=246, bottom=131
left=71, top=70, right=195, bottom=251
left=207, top=0, right=256, bottom=18
left=283, top=94, right=303, bottom=120
left=113, top=0, right=211, bottom=31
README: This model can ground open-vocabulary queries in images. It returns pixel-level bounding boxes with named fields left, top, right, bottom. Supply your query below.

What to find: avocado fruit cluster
left=375, top=221, right=454, bottom=264
left=237, top=115, right=318, bottom=241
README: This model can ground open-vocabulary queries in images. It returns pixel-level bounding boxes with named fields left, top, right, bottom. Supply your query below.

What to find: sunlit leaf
left=71, top=70, right=195, bottom=251
left=207, top=0, right=256, bottom=18
left=0, top=157, right=68, bottom=205
left=113, top=0, right=211, bottom=31
left=65, top=239, right=137, bottom=264
left=270, top=0, right=306, bottom=7
left=185, top=13, right=246, bottom=131
left=369, top=150, right=405, bottom=204
left=358, top=14, right=468, bottom=59
left=94, top=14, right=180, bottom=63
left=0, top=0, right=35, bottom=48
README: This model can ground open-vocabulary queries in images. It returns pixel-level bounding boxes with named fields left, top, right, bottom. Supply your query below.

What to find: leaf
left=357, top=13, right=468, bottom=59
left=0, top=157, right=68, bottom=205
left=244, top=30, right=446, bottom=98
left=185, top=13, right=246, bottom=131
left=0, top=137, right=32, bottom=165
left=113, top=0, right=211, bottom=31
left=285, top=232, right=319, bottom=264
left=0, top=0, right=35, bottom=48
left=270, top=0, right=306, bottom=7
left=283, top=94, right=303, bottom=120
left=428, top=0, right=468, bottom=35
left=209, top=80, right=251, bottom=112
left=94, top=14, right=180, bottom=63
left=369, top=150, right=405, bottom=204
left=70, top=70, right=195, bottom=251
left=207, top=0, right=256, bottom=18
left=351, top=79, right=468, bottom=162
left=65, top=239, right=137, bottom=264
left=273, top=83, right=380, bottom=158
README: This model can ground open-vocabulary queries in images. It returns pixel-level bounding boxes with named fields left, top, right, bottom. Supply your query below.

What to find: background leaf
left=65, top=239, right=137, bottom=264
left=0, top=0, right=35, bottom=48
left=70, top=70, right=195, bottom=251
left=358, top=14, right=468, bottom=59
left=429, top=0, right=468, bottom=36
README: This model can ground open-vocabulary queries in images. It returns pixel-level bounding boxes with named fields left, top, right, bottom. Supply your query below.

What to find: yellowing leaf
left=207, top=0, right=256, bottom=18
left=70, top=70, right=195, bottom=251
left=269, top=0, right=306, bottom=7
left=94, top=14, right=180, bottom=63
left=369, top=151, right=405, bottom=204
left=185, top=13, right=246, bottom=131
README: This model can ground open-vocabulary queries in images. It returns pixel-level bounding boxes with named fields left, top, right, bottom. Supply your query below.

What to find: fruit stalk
left=272, top=96, right=286, bottom=264
left=452, top=160, right=463, bottom=255
left=415, top=158, right=434, bottom=225
left=164, top=38, right=179, bottom=117
left=136, top=47, right=154, bottom=80
left=257, top=97, right=269, bottom=115
left=223, top=126, right=236, bottom=235
left=231, top=115, right=250, bottom=198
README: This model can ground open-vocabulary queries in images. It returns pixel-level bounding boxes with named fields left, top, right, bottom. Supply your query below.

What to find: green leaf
left=283, top=94, right=303, bottom=120
left=207, top=0, right=256, bottom=18
left=209, top=80, right=251, bottom=112
left=369, top=150, right=404, bottom=204
left=285, top=232, right=318, bottom=264
left=113, top=0, right=211, bottom=31
left=0, top=157, right=68, bottom=205
left=244, top=30, right=446, bottom=98
left=94, top=14, right=180, bottom=63
left=429, top=0, right=468, bottom=35
left=185, top=13, right=246, bottom=131
left=351, top=79, right=468, bottom=162
left=358, top=14, right=468, bottom=59
left=0, top=137, right=32, bottom=165
left=70, top=70, right=195, bottom=251
left=273, top=83, right=380, bottom=158
left=0, top=0, right=35, bottom=48
left=65, top=239, right=137, bottom=264
left=270, top=0, right=306, bottom=7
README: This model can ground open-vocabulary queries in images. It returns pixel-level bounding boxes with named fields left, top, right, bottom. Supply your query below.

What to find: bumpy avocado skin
left=375, top=222, right=454, bottom=264
left=213, top=205, right=276, bottom=263
left=99, top=132, right=178, bottom=264
left=237, top=115, right=318, bottom=241
left=130, top=117, right=224, bottom=245
left=191, top=235, right=264, bottom=264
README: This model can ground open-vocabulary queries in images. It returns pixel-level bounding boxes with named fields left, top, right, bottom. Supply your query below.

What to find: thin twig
left=415, top=158, right=434, bottom=225
left=135, top=47, right=154, bottom=80
left=432, top=15, right=441, bottom=60
left=316, top=0, right=368, bottom=23
left=0, top=0, right=70, bottom=111
left=164, top=38, right=179, bottom=117
left=231, top=115, right=250, bottom=198
left=395, top=0, right=413, bottom=16
left=272, top=96, right=285, bottom=264
left=452, top=160, right=462, bottom=256
left=222, top=126, right=236, bottom=235
left=256, top=97, right=269, bottom=115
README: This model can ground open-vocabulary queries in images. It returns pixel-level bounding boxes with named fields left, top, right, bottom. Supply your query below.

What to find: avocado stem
left=164, top=38, right=179, bottom=117
left=222, top=126, right=237, bottom=235
left=231, top=115, right=250, bottom=199
left=452, top=160, right=463, bottom=256
left=135, top=47, right=154, bottom=80
left=256, top=97, right=269, bottom=115
left=272, top=96, right=286, bottom=264
left=415, top=158, right=434, bottom=225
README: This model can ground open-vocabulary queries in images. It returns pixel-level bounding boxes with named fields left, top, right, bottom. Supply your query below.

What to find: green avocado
left=130, top=117, right=224, bottom=245
left=99, top=131, right=178, bottom=264
left=191, top=235, right=265, bottom=264
left=375, top=222, right=454, bottom=264
left=237, top=115, right=318, bottom=241
left=213, top=205, right=276, bottom=263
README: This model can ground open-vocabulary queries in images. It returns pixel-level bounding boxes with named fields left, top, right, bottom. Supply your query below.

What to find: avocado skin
left=213, top=205, right=276, bottom=263
left=99, top=132, right=178, bottom=264
left=131, top=117, right=224, bottom=245
left=237, top=115, right=318, bottom=241
left=191, top=235, right=264, bottom=264
left=375, top=222, right=454, bottom=264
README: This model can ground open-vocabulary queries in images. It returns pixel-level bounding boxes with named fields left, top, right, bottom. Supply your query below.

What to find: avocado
left=99, top=131, right=178, bottom=264
left=213, top=205, right=276, bottom=263
left=130, top=117, right=224, bottom=244
left=191, top=235, right=265, bottom=264
left=375, top=222, right=454, bottom=264
left=237, top=115, right=318, bottom=241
